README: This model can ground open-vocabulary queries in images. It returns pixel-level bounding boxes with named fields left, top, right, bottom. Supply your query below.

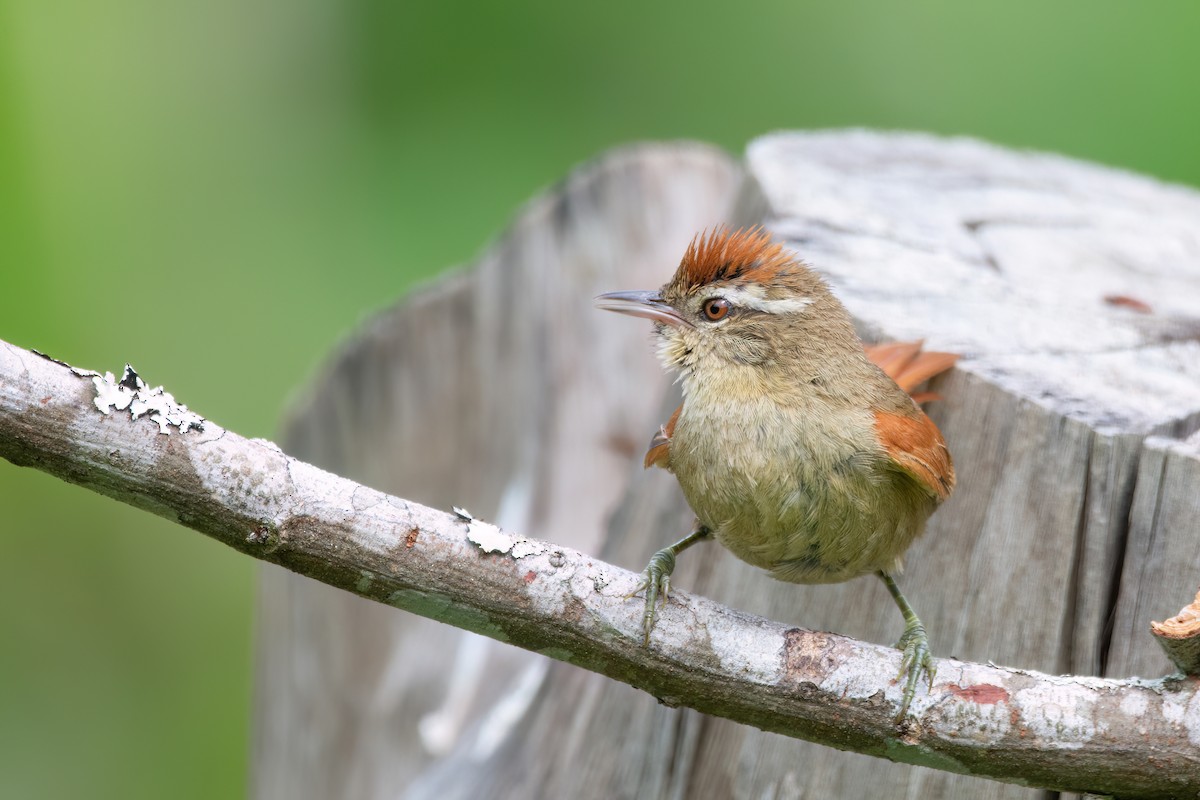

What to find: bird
left=595, top=227, right=957, bottom=717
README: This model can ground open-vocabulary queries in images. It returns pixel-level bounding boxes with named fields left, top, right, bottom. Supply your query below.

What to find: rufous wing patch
left=873, top=409, right=955, bottom=502
left=644, top=403, right=682, bottom=470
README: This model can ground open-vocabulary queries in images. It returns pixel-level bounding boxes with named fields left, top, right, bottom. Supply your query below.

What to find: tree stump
left=254, top=132, right=1200, bottom=799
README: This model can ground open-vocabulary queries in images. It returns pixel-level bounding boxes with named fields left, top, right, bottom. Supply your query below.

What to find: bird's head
left=596, top=228, right=853, bottom=383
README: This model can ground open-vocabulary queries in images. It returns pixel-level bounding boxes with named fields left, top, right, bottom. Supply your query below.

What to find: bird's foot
left=894, top=619, right=935, bottom=720
left=626, top=548, right=677, bottom=645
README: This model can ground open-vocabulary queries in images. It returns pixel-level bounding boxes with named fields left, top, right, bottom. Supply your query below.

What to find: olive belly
left=683, top=470, right=932, bottom=585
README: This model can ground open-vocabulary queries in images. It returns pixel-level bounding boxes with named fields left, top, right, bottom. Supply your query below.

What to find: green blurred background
left=1, top=1, right=1197, bottom=796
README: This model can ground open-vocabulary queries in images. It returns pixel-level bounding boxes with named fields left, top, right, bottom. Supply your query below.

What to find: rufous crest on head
left=674, top=227, right=796, bottom=291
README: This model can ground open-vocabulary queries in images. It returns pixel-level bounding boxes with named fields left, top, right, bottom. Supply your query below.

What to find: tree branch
left=1, top=336, right=1196, bottom=799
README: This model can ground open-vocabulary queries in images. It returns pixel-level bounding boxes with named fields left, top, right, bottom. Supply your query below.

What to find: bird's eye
left=702, top=297, right=731, bottom=321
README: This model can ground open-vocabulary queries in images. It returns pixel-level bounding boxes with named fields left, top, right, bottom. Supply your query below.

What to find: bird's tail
left=864, top=340, right=959, bottom=404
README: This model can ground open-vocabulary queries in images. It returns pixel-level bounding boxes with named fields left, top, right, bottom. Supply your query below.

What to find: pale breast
left=670, top=392, right=929, bottom=583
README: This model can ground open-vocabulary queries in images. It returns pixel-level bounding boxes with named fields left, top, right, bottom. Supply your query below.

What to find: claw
left=894, top=621, right=936, bottom=720
left=878, top=572, right=936, bottom=721
left=624, top=526, right=710, bottom=646
left=628, top=548, right=677, bottom=644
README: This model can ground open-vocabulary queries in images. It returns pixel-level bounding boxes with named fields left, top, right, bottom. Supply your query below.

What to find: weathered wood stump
left=254, top=132, right=1200, bottom=799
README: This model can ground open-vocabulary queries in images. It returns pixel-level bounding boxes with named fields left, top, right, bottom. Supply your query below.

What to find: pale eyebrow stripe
left=722, top=285, right=813, bottom=315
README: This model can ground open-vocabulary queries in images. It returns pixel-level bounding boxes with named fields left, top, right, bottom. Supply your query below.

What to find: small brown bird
left=596, top=227, right=957, bottom=716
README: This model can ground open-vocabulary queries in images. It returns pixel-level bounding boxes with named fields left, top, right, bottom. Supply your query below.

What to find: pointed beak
left=594, top=290, right=690, bottom=328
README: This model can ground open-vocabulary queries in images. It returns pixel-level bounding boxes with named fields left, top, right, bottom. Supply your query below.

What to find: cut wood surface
left=256, top=133, right=1200, bottom=799
left=1153, top=577, right=1200, bottom=676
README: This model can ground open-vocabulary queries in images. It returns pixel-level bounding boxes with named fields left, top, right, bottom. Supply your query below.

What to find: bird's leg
left=627, top=524, right=711, bottom=644
left=878, top=570, right=935, bottom=719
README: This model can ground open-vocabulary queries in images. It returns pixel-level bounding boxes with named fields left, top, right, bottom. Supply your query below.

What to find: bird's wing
left=644, top=403, right=682, bottom=470
left=873, top=409, right=956, bottom=502
left=641, top=342, right=959, bottom=472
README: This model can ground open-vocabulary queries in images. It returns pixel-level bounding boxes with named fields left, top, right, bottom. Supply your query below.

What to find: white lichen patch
left=703, top=614, right=782, bottom=686
left=939, top=693, right=1012, bottom=741
left=931, top=662, right=1016, bottom=742
left=93, top=373, right=134, bottom=413
left=511, top=538, right=546, bottom=558
left=823, top=647, right=900, bottom=702
left=1013, top=681, right=1100, bottom=749
left=465, top=516, right=546, bottom=558
left=1160, top=689, right=1200, bottom=746
left=467, top=519, right=513, bottom=553
left=1120, top=690, right=1149, bottom=719
left=92, top=365, right=204, bottom=434
left=590, top=569, right=611, bottom=592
